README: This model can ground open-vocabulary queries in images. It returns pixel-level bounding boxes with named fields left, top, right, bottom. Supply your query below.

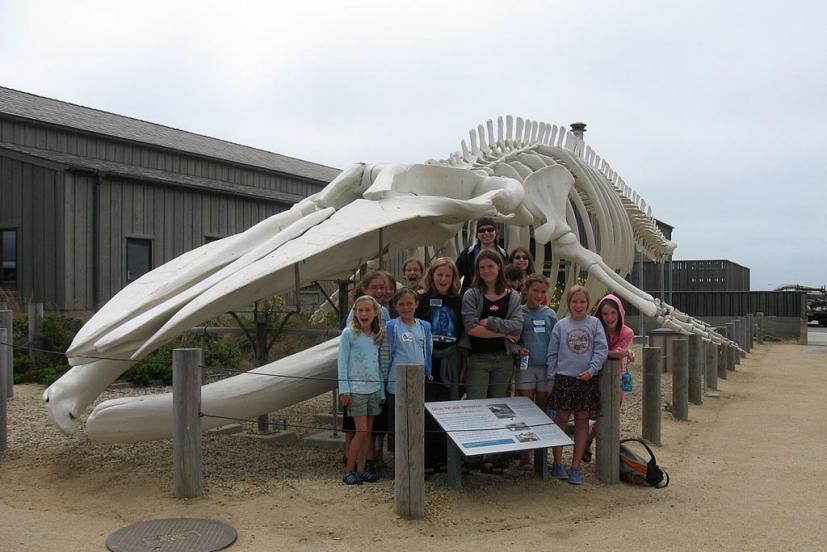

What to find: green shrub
left=13, top=313, right=83, bottom=385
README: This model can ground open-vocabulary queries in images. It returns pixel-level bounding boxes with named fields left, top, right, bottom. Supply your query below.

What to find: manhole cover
left=106, top=518, right=237, bottom=552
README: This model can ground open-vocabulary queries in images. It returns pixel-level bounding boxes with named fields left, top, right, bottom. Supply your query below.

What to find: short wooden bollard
left=687, top=335, right=703, bottom=405
left=733, top=320, right=742, bottom=357
left=173, top=348, right=203, bottom=499
left=0, top=310, right=11, bottom=398
left=0, top=328, right=7, bottom=451
left=716, top=327, right=729, bottom=380
left=726, top=323, right=739, bottom=366
left=596, top=359, right=620, bottom=484
left=705, top=341, right=718, bottom=391
left=648, top=328, right=680, bottom=373
left=738, top=316, right=749, bottom=357
left=672, top=339, right=689, bottom=420
left=756, top=312, right=764, bottom=344
left=395, top=364, right=424, bottom=520
left=642, top=346, right=662, bottom=445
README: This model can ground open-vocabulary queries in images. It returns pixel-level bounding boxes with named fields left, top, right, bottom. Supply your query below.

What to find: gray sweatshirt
left=458, top=287, right=523, bottom=355
left=546, top=315, right=608, bottom=379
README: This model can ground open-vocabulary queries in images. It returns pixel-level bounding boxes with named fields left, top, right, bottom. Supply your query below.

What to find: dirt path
left=2, top=342, right=826, bottom=551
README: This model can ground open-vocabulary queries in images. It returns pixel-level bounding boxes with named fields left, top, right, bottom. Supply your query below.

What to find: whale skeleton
left=44, top=115, right=740, bottom=443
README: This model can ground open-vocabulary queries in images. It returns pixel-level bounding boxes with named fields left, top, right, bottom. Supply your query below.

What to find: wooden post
left=738, top=316, right=749, bottom=357
left=446, top=358, right=462, bottom=489
left=0, top=310, right=11, bottom=398
left=173, top=348, right=203, bottom=498
left=27, top=303, right=44, bottom=362
left=395, top=363, right=424, bottom=520
left=687, top=335, right=703, bottom=405
left=756, top=312, right=764, bottom=344
left=747, top=314, right=754, bottom=351
left=596, top=359, right=620, bottom=484
left=0, top=328, right=7, bottom=451
left=715, top=327, right=729, bottom=380
left=672, top=339, right=689, bottom=421
left=533, top=448, right=548, bottom=480
left=726, top=322, right=739, bottom=365
left=642, top=346, right=662, bottom=446
left=255, top=313, right=270, bottom=434
left=729, top=344, right=738, bottom=372
left=705, top=341, right=718, bottom=391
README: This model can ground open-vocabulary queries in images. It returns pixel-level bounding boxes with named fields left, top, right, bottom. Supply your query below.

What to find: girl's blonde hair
left=350, top=295, right=386, bottom=344
left=566, top=285, right=590, bottom=308
left=421, top=257, right=461, bottom=296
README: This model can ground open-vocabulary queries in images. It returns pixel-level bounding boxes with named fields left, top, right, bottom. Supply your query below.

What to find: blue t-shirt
left=337, top=327, right=385, bottom=398
left=386, top=318, right=433, bottom=394
left=519, top=305, right=558, bottom=367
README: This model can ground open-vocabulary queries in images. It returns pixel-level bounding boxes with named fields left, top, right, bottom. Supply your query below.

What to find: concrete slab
left=230, top=431, right=298, bottom=445
left=808, top=328, right=827, bottom=347
left=207, top=423, right=243, bottom=435
left=303, top=431, right=346, bottom=449
left=313, top=413, right=339, bottom=427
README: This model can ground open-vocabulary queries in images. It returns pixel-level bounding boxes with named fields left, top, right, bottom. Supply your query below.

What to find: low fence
left=626, top=291, right=806, bottom=340
left=0, top=305, right=763, bottom=520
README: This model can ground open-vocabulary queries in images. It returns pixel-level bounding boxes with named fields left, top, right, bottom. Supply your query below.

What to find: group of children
left=336, top=244, right=636, bottom=486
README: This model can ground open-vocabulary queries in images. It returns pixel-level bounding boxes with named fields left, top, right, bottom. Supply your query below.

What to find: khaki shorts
left=349, top=391, right=383, bottom=417
left=515, top=365, right=549, bottom=392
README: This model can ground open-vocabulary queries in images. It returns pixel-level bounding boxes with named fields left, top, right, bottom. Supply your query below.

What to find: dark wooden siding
left=62, top=172, right=96, bottom=310
left=0, top=156, right=64, bottom=305
left=85, top=175, right=285, bottom=307
left=627, top=259, right=750, bottom=292
left=0, top=118, right=327, bottom=197
left=625, top=291, right=805, bottom=318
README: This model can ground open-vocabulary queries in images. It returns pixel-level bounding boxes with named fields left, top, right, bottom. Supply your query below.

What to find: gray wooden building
left=0, top=87, right=340, bottom=312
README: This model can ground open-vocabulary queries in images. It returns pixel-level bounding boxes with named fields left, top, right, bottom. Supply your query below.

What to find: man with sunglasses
left=456, top=217, right=509, bottom=294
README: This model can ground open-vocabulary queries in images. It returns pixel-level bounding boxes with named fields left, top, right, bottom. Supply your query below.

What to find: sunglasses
left=477, top=226, right=496, bottom=234
left=513, top=255, right=528, bottom=260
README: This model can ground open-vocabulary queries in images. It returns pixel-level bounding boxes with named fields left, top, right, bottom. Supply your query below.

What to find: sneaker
left=568, top=466, right=583, bottom=485
left=358, top=470, right=380, bottom=483
left=343, top=472, right=362, bottom=485
left=551, top=461, right=568, bottom=480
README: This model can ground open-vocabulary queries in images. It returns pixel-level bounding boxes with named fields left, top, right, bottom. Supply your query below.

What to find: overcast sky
left=1, top=0, right=824, bottom=290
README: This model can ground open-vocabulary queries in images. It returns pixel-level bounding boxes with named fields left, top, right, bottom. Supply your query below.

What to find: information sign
left=425, top=396, right=573, bottom=456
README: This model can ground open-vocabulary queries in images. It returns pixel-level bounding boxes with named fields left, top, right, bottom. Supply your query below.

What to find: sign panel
left=425, top=396, right=573, bottom=456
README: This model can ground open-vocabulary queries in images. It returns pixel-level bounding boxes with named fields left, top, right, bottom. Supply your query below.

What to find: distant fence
left=626, top=291, right=806, bottom=318
left=627, top=259, right=750, bottom=293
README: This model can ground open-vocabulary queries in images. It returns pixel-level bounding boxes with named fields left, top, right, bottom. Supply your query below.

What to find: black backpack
left=619, top=438, right=670, bottom=488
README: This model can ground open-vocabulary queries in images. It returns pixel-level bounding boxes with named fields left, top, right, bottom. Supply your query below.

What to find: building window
left=0, top=229, right=16, bottom=289
left=126, top=238, right=152, bottom=282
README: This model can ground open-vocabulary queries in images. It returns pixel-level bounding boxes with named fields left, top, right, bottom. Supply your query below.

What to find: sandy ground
left=1, top=340, right=826, bottom=551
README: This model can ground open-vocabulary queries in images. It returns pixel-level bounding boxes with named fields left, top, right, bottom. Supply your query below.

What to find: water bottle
left=622, top=369, right=633, bottom=393
left=519, top=352, right=529, bottom=371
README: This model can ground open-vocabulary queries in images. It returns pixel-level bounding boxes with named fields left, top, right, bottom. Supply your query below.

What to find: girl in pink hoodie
left=583, top=293, right=636, bottom=462
left=596, top=294, right=636, bottom=371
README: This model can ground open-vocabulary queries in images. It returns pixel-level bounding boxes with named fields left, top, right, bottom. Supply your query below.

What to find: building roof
left=0, top=141, right=305, bottom=205
left=0, top=86, right=341, bottom=183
